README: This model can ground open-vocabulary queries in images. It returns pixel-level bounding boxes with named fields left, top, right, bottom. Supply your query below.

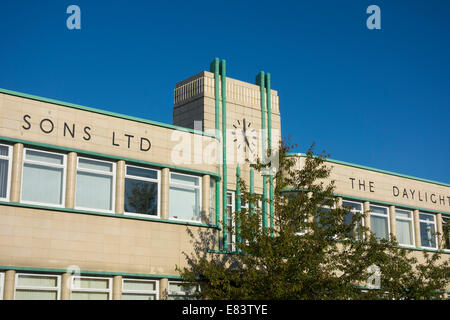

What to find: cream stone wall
left=0, top=92, right=219, bottom=176
left=294, top=156, right=450, bottom=214
left=0, top=205, right=216, bottom=276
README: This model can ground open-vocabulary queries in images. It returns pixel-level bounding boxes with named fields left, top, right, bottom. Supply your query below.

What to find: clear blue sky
left=1, top=0, right=449, bottom=183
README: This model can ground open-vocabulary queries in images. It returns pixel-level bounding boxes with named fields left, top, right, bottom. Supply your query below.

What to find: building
left=0, top=59, right=448, bottom=300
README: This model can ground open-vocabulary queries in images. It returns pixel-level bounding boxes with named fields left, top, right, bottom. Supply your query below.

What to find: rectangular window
left=370, top=205, right=390, bottom=240
left=71, top=276, right=112, bottom=300
left=0, top=272, right=4, bottom=300
left=226, top=191, right=235, bottom=251
left=21, top=149, right=66, bottom=206
left=75, top=157, right=115, bottom=212
left=169, top=173, right=201, bottom=222
left=0, top=144, right=12, bottom=201
left=14, top=273, right=60, bottom=300
left=124, top=165, right=160, bottom=217
left=419, top=213, right=437, bottom=249
left=395, top=209, right=415, bottom=247
left=167, top=281, right=198, bottom=300
left=122, top=279, right=158, bottom=300
left=342, top=200, right=364, bottom=239
left=443, top=216, right=450, bottom=251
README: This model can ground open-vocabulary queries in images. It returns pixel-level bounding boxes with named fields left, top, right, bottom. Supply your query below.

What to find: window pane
left=420, top=222, right=436, bottom=248
left=371, top=206, right=387, bottom=215
left=122, top=293, right=156, bottom=300
left=342, top=201, right=362, bottom=212
left=15, top=290, right=57, bottom=300
left=419, top=213, right=434, bottom=222
left=71, top=292, right=109, bottom=300
left=123, top=280, right=156, bottom=291
left=0, top=145, right=8, bottom=156
left=169, top=283, right=196, bottom=294
left=371, top=215, right=388, bottom=240
left=0, top=159, right=9, bottom=198
left=169, top=186, right=200, bottom=221
left=126, top=166, right=157, bottom=179
left=22, top=163, right=63, bottom=205
left=443, top=217, right=450, bottom=250
left=396, top=219, right=413, bottom=245
left=78, top=158, right=112, bottom=173
left=76, top=171, right=113, bottom=210
left=25, top=150, right=63, bottom=165
left=17, top=275, right=57, bottom=287
left=171, top=173, right=199, bottom=187
left=396, top=209, right=411, bottom=220
left=124, top=178, right=158, bottom=215
left=76, top=278, right=109, bottom=289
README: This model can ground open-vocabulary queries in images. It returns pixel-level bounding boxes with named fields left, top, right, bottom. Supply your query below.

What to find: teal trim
left=221, top=60, right=228, bottom=250
left=250, top=169, right=255, bottom=214
left=282, top=188, right=450, bottom=215
left=0, top=136, right=220, bottom=179
left=0, top=201, right=220, bottom=229
left=0, top=265, right=182, bottom=280
left=286, top=153, right=450, bottom=187
left=266, top=73, right=274, bottom=233
left=215, top=180, right=220, bottom=228
left=0, top=88, right=217, bottom=139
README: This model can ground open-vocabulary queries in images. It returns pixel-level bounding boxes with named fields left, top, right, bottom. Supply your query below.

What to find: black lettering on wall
left=358, top=180, right=366, bottom=191
left=410, top=189, right=415, bottom=200
left=124, top=134, right=134, bottom=149
left=393, top=186, right=400, bottom=197
left=112, top=132, right=120, bottom=146
left=83, top=126, right=91, bottom=141
left=22, top=114, right=31, bottom=130
left=349, top=178, right=355, bottom=189
left=430, top=194, right=437, bottom=204
left=40, top=118, right=54, bottom=134
left=402, top=188, right=409, bottom=199
left=369, top=181, right=375, bottom=193
left=140, top=137, right=151, bottom=151
left=64, top=122, right=75, bottom=138
left=439, top=195, right=445, bottom=205
left=418, top=191, right=423, bottom=202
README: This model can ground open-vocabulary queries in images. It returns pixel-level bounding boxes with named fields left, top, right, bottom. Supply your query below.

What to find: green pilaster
left=266, top=73, right=274, bottom=232
left=256, top=72, right=268, bottom=230
left=250, top=168, right=255, bottom=214
left=221, top=60, right=228, bottom=250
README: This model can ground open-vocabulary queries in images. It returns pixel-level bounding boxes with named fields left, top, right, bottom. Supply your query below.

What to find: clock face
left=231, top=118, right=257, bottom=153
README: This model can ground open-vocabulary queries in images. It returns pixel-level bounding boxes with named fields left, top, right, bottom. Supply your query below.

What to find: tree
left=177, top=141, right=450, bottom=300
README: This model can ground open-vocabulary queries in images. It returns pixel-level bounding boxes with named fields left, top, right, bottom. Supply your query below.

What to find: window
left=122, top=279, right=158, bottom=300
left=21, top=149, right=66, bottom=206
left=226, top=191, right=235, bottom=251
left=342, top=200, right=364, bottom=239
left=419, top=213, right=437, bottom=249
left=0, top=144, right=12, bottom=201
left=443, top=216, right=450, bottom=251
left=14, top=273, right=60, bottom=300
left=124, top=165, right=160, bottom=217
left=167, top=281, right=198, bottom=300
left=370, top=205, right=390, bottom=240
left=169, top=173, right=201, bottom=222
left=209, top=179, right=215, bottom=224
left=0, top=272, right=4, bottom=300
left=71, top=276, right=112, bottom=300
left=75, top=157, right=115, bottom=212
left=395, top=209, right=415, bottom=247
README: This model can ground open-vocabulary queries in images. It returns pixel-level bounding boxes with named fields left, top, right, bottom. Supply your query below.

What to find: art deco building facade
left=0, top=59, right=448, bottom=299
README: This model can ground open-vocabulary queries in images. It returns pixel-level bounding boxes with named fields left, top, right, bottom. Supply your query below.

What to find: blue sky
left=1, top=0, right=449, bottom=183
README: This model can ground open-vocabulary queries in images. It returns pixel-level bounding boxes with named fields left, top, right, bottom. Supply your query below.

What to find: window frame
left=20, top=148, right=67, bottom=208
left=442, top=215, right=450, bottom=252
left=369, top=204, right=391, bottom=241
left=124, top=164, right=161, bottom=218
left=70, top=276, right=112, bottom=300
left=167, top=281, right=198, bottom=300
left=75, top=156, right=116, bottom=213
left=395, top=208, right=415, bottom=248
left=341, top=200, right=365, bottom=240
left=14, top=273, right=61, bottom=300
left=169, top=172, right=202, bottom=223
left=121, top=278, right=159, bottom=300
left=226, top=191, right=236, bottom=252
left=0, top=143, right=12, bottom=202
left=419, top=212, right=438, bottom=250
left=0, top=272, right=4, bottom=300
